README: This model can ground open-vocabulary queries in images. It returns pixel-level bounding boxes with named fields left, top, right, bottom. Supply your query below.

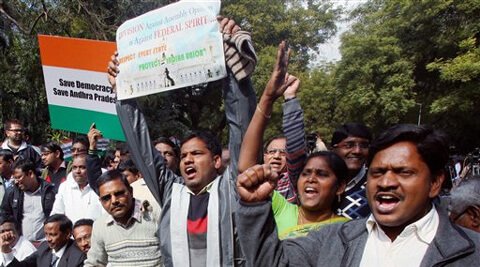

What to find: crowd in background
left=0, top=15, right=478, bottom=267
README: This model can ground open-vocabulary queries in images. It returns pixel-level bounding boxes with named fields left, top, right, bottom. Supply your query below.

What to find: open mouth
left=184, top=166, right=197, bottom=179
left=375, top=193, right=401, bottom=213
left=304, top=186, right=319, bottom=197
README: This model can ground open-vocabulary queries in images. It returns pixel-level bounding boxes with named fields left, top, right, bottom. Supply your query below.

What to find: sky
left=315, top=0, right=368, bottom=63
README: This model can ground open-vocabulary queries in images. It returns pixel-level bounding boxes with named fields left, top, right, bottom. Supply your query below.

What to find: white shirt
left=0, top=235, right=37, bottom=266
left=359, top=206, right=439, bottom=267
left=130, top=178, right=161, bottom=216
left=51, top=244, right=67, bottom=267
left=50, top=176, right=104, bottom=223
left=22, top=188, right=45, bottom=241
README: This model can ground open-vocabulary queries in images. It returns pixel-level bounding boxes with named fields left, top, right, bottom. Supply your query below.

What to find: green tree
left=0, top=0, right=340, bottom=145
left=332, top=0, right=480, bottom=151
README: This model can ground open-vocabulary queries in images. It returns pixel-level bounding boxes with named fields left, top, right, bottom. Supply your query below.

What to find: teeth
left=305, top=187, right=316, bottom=193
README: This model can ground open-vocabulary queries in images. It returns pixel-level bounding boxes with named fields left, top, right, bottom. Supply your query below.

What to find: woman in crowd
left=272, top=151, right=348, bottom=239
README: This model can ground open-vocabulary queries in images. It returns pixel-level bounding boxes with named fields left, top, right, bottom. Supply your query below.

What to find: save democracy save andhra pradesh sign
left=38, top=0, right=225, bottom=139
left=38, top=36, right=125, bottom=141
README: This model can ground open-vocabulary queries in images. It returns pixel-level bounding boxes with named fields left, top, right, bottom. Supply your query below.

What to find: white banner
left=115, top=0, right=226, bottom=100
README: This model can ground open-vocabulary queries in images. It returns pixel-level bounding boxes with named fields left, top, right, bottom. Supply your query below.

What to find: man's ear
left=213, top=155, right=222, bottom=170
left=466, top=206, right=480, bottom=228
left=429, top=172, right=445, bottom=198
left=54, top=150, right=61, bottom=159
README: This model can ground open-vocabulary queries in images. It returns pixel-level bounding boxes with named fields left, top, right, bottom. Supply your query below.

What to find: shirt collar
left=106, top=198, right=143, bottom=226
left=1, top=140, right=27, bottom=151
left=52, top=242, right=67, bottom=259
left=366, top=205, right=438, bottom=243
left=346, top=165, right=367, bottom=191
left=185, top=178, right=216, bottom=195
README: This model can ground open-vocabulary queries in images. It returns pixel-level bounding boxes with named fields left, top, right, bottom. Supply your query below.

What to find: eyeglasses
left=7, top=128, right=24, bottom=133
left=334, top=141, right=369, bottom=150
left=41, top=151, right=53, bottom=157
left=265, top=148, right=286, bottom=156
left=99, top=190, right=128, bottom=203
left=71, top=148, right=87, bottom=153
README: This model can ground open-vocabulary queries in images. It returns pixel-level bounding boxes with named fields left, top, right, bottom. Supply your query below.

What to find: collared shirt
left=1, top=140, right=28, bottom=153
left=346, top=165, right=367, bottom=191
left=186, top=179, right=216, bottom=195
left=22, top=187, right=45, bottom=242
left=0, top=235, right=37, bottom=266
left=106, top=198, right=143, bottom=228
left=130, top=178, right=161, bottom=215
left=51, top=243, right=67, bottom=267
left=359, top=206, right=439, bottom=267
left=50, top=177, right=103, bottom=223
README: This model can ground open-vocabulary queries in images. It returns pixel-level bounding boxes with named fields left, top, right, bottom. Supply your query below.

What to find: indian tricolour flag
left=38, top=35, right=125, bottom=141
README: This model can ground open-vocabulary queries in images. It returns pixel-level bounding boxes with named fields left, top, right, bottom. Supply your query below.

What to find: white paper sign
left=115, top=0, right=226, bottom=100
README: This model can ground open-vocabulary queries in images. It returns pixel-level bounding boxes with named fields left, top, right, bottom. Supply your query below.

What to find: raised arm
left=216, top=16, right=257, bottom=180
left=86, top=123, right=103, bottom=194
left=282, top=86, right=307, bottom=188
left=236, top=164, right=327, bottom=266
left=109, top=55, right=181, bottom=207
left=238, top=42, right=299, bottom=173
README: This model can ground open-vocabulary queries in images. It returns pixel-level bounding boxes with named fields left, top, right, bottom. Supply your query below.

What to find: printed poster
left=38, top=35, right=125, bottom=141
left=115, top=0, right=226, bottom=100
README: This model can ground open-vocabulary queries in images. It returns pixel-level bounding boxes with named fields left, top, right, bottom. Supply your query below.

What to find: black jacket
left=7, top=239, right=85, bottom=267
left=0, top=178, right=55, bottom=232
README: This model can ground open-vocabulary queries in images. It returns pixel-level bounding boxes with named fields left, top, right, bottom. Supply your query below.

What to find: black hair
left=3, top=119, right=23, bottom=131
left=73, top=218, right=94, bottom=229
left=12, top=158, right=36, bottom=174
left=102, top=150, right=116, bottom=169
left=263, top=135, right=286, bottom=152
left=72, top=135, right=89, bottom=150
left=44, top=214, right=73, bottom=234
left=41, top=141, right=64, bottom=161
left=0, top=215, right=16, bottom=226
left=0, top=216, right=19, bottom=234
left=0, top=149, right=14, bottom=162
left=153, top=137, right=180, bottom=158
left=181, top=130, right=221, bottom=157
left=367, top=124, right=449, bottom=176
left=330, top=123, right=372, bottom=147
left=115, top=142, right=129, bottom=155
left=117, top=159, right=139, bottom=175
left=96, top=169, right=132, bottom=192
left=303, top=151, right=349, bottom=186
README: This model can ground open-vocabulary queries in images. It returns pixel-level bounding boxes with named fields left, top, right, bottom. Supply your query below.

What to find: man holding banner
left=107, top=5, right=260, bottom=265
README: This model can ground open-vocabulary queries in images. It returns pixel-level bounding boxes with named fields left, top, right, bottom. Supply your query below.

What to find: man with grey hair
left=449, top=175, right=480, bottom=232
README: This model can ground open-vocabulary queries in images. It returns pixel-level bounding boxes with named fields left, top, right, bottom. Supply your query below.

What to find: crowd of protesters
left=0, top=15, right=478, bottom=267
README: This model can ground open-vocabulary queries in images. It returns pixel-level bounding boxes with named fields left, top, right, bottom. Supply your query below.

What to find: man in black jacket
left=1, top=214, right=85, bottom=267
left=0, top=159, right=55, bottom=243
left=1, top=119, right=41, bottom=170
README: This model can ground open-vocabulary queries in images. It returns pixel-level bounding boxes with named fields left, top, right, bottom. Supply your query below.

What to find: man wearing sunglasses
left=84, top=170, right=160, bottom=266
left=331, top=123, right=372, bottom=219
left=1, top=119, right=41, bottom=170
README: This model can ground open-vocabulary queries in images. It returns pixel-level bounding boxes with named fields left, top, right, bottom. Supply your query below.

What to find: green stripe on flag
left=48, top=104, right=125, bottom=141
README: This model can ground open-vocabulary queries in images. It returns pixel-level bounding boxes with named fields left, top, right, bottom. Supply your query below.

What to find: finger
left=274, top=41, right=289, bottom=75
left=237, top=168, right=255, bottom=188
left=232, top=25, right=241, bottom=34
left=224, top=19, right=237, bottom=34
left=284, top=75, right=299, bottom=88
left=111, top=52, right=119, bottom=65
left=218, top=17, right=229, bottom=33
